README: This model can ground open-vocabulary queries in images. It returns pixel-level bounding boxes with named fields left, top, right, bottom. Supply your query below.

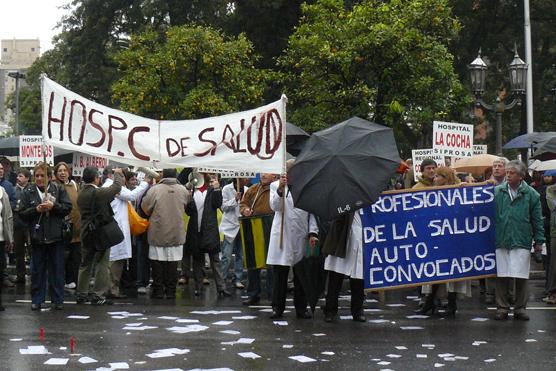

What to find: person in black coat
left=185, top=173, right=229, bottom=296
left=19, top=162, right=72, bottom=311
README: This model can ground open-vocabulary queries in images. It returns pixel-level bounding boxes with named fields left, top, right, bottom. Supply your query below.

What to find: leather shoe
left=218, top=289, right=232, bottom=297
left=514, top=312, right=530, bottom=321
left=242, top=297, right=260, bottom=306
left=3, top=278, right=14, bottom=288
left=53, top=303, right=64, bottom=310
left=31, top=303, right=41, bottom=311
left=296, top=311, right=312, bottom=319
left=269, top=311, right=283, bottom=319
left=324, top=313, right=334, bottom=323
left=352, top=314, right=366, bottom=322
left=494, top=312, right=508, bottom=320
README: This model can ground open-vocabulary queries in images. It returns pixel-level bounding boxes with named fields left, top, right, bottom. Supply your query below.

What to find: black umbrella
left=288, top=117, right=400, bottom=221
left=293, top=245, right=326, bottom=314
left=532, top=136, right=556, bottom=161
left=286, top=122, right=310, bottom=156
left=503, top=132, right=556, bottom=150
left=0, top=136, right=20, bottom=156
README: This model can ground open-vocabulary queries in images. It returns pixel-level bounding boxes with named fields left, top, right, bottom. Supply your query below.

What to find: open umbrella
left=0, top=136, right=20, bottom=156
left=452, top=154, right=499, bottom=176
left=286, top=122, right=310, bottom=156
left=535, top=160, right=556, bottom=172
left=503, top=132, right=556, bottom=150
left=288, top=117, right=400, bottom=221
left=532, top=137, right=556, bottom=161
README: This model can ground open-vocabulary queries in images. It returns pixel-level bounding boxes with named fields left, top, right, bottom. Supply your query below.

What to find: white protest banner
left=196, top=167, right=257, bottom=178
left=41, top=77, right=286, bottom=173
left=71, top=153, right=109, bottom=176
left=411, top=149, right=445, bottom=182
left=19, top=136, right=54, bottom=167
left=432, top=121, right=474, bottom=158
left=473, top=145, right=488, bottom=155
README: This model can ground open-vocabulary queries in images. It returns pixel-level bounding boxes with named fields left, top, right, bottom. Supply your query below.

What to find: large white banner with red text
left=41, top=77, right=286, bottom=173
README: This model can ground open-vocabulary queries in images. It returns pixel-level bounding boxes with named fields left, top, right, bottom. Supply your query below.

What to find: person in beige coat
left=141, top=169, right=190, bottom=299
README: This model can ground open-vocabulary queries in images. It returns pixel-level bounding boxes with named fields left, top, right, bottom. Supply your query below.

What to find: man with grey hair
left=494, top=160, right=545, bottom=320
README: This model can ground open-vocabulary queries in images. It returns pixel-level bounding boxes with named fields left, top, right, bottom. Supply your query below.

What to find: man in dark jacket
left=13, top=169, right=31, bottom=283
left=185, top=173, right=229, bottom=297
left=76, top=166, right=123, bottom=305
left=0, top=162, right=16, bottom=288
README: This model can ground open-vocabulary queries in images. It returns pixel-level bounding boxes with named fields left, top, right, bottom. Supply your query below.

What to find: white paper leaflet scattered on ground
left=44, top=358, right=68, bottom=365
left=238, top=352, right=261, bottom=359
left=289, top=355, right=317, bottom=363
left=19, top=345, right=50, bottom=355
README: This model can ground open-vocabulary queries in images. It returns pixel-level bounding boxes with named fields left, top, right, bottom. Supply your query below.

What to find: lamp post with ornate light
left=468, top=46, right=528, bottom=155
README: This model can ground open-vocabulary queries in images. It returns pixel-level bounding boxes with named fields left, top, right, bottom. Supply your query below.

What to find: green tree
left=112, top=25, right=270, bottom=120
left=278, top=0, right=469, bottom=156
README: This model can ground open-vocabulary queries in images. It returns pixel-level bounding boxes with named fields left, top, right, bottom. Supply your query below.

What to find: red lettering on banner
left=128, top=126, right=151, bottom=161
left=434, top=132, right=444, bottom=146
left=86, top=109, right=106, bottom=147
left=234, top=119, right=247, bottom=153
left=262, top=108, right=282, bottom=160
left=166, top=137, right=191, bottom=157
left=68, top=99, right=86, bottom=146
left=107, top=115, right=127, bottom=153
left=247, top=116, right=263, bottom=155
left=195, top=128, right=217, bottom=157
left=222, top=124, right=235, bottom=151
left=48, top=92, right=67, bottom=140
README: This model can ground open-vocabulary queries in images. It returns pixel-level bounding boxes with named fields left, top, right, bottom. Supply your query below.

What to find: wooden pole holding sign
left=279, top=95, right=288, bottom=249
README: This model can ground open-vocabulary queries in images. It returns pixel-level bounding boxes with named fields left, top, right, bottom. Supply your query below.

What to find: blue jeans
left=220, top=236, right=244, bottom=283
left=30, top=242, right=65, bottom=305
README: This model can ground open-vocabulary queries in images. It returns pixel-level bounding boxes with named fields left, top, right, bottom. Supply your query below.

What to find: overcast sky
left=0, top=0, right=70, bottom=53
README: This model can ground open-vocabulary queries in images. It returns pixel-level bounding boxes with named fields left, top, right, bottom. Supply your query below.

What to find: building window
left=31, top=48, right=35, bottom=52
left=2, top=48, right=7, bottom=52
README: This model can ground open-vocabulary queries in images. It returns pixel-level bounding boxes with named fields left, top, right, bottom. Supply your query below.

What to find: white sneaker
left=137, top=286, right=147, bottom=294
left=65, top=282, right=76, bottom=289
left=234, top=281, right=245, bottom=289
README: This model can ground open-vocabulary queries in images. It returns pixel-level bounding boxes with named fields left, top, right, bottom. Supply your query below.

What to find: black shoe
left=76, top=295, right=88, bottom=304
left=269, top=311, right=283, bottom=319
left=218, top=289, right=232, bottom=297
left=90, top=296, right=112, bottom=305
left=324, top=313, right=335, bottom=323
left=31, top=303, right=41, bottom=311
left=414, top=299, right=436, bottom=315
left=3, top=278, right=14, bottom=288
left=0, top=305, right=4, bottom=311
left=494, top=312, right=508, bottom=320
left=53, top=303, right=64, bottom=310
left=514, top=312, right=530, bottom=321
left=242, top=297, right=260, bottom=306
left=296, top=311, right=312, bottom=319
left=352, top=314, right=366, bottom=322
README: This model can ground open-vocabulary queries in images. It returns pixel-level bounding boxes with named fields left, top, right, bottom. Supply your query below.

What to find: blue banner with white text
left=362, top=185, right=496, bottom=290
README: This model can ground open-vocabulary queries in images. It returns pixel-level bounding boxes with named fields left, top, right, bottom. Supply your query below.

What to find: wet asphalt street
left=1, top=278, right=556, bottom=371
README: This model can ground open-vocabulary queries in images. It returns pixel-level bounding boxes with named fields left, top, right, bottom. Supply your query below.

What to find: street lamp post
left=468, top=46, right=528, bottom=155
left=7, top=71, right=26, bottom=136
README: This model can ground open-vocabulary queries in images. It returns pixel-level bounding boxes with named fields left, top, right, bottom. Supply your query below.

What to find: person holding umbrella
left=267, top=159, right=318, bottom=319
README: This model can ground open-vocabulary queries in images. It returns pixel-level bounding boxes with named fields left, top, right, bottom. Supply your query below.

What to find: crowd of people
left=0, top=154, right=554, bottom=323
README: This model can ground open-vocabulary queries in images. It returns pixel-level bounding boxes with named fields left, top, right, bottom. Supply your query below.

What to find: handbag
left=87, top=188, right=124, bottom=251
left=62, top=218, right=73, bottom=244
left=128, top=201, right=149, bottom=236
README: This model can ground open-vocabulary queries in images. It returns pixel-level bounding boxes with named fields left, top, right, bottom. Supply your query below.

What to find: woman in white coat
left=103, top=168, right=150, bottom=298
left=323, top=210, right=366, bottom=322
left=267, top=165, right=318, bottom=320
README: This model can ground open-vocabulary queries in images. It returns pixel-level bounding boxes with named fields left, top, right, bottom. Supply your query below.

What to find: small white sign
left=432, top=121, right=474, bottom=158
left=473, top=145, right=488, bottom=155
left=411, top=149, right=445, bottom=181
left=19, top=136, right=54, bottom=167
left=71, top=153, right=109, bottom=176
left=196, top=167, right=257, bottom=178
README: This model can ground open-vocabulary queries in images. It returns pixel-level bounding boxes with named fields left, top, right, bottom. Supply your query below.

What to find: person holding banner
left=19, top=162, right=72, bottom=310
left=185, top=173, right=229, bottom=297
left=239, top=173, right=275, bottom=306
left=323, top=211, right=365, bottom=323
left=267, top=161, right=318, bottom=320
left=104, top=167, right=150, bottom=299
left=412, top=158, right=436, bottom=189
left=494, top=160, right=545, bottom=321
left=53, top=162, right=81, bottom=290
left=220, top=178, right=249, bottom=289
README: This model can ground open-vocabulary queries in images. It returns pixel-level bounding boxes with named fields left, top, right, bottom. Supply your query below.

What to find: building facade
left=0, top=38, right=40, bottom=135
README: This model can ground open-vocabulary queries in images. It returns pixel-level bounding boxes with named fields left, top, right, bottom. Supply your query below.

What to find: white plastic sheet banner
left=41, top=77, right=286, bottom=173
left=19, top=135, right=54, bottom=167
left=71, top=153, right=109, bottom=176
left=432, top=121, right=474, bottom=158
left=411, top=149, right=445, bottom=181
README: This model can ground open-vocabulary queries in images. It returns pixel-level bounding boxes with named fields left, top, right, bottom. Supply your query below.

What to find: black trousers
left=64, top=241, right=81, bottom=284
left=324, top=271, right=364, bottom=316
left=14, top=228, right=29, bottom=279
left=271, top=265, right=307, bottom=315
left=151, top=260, right=178, bottom=297
left=0, top=242, right=4, bottom=306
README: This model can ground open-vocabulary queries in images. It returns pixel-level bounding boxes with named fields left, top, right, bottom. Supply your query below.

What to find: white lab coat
left=219, top=182, right=248, bottom=243
left=103, top=179, right=149, bottom=261
left=266, top=181, right=318, bottom=267
left=324, top=211, right=364, bottom=279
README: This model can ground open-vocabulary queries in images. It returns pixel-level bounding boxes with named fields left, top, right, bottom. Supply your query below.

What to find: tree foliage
left=112, top=25, right=270, bottom=119
left=278, top=0, right=469, bottom=156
